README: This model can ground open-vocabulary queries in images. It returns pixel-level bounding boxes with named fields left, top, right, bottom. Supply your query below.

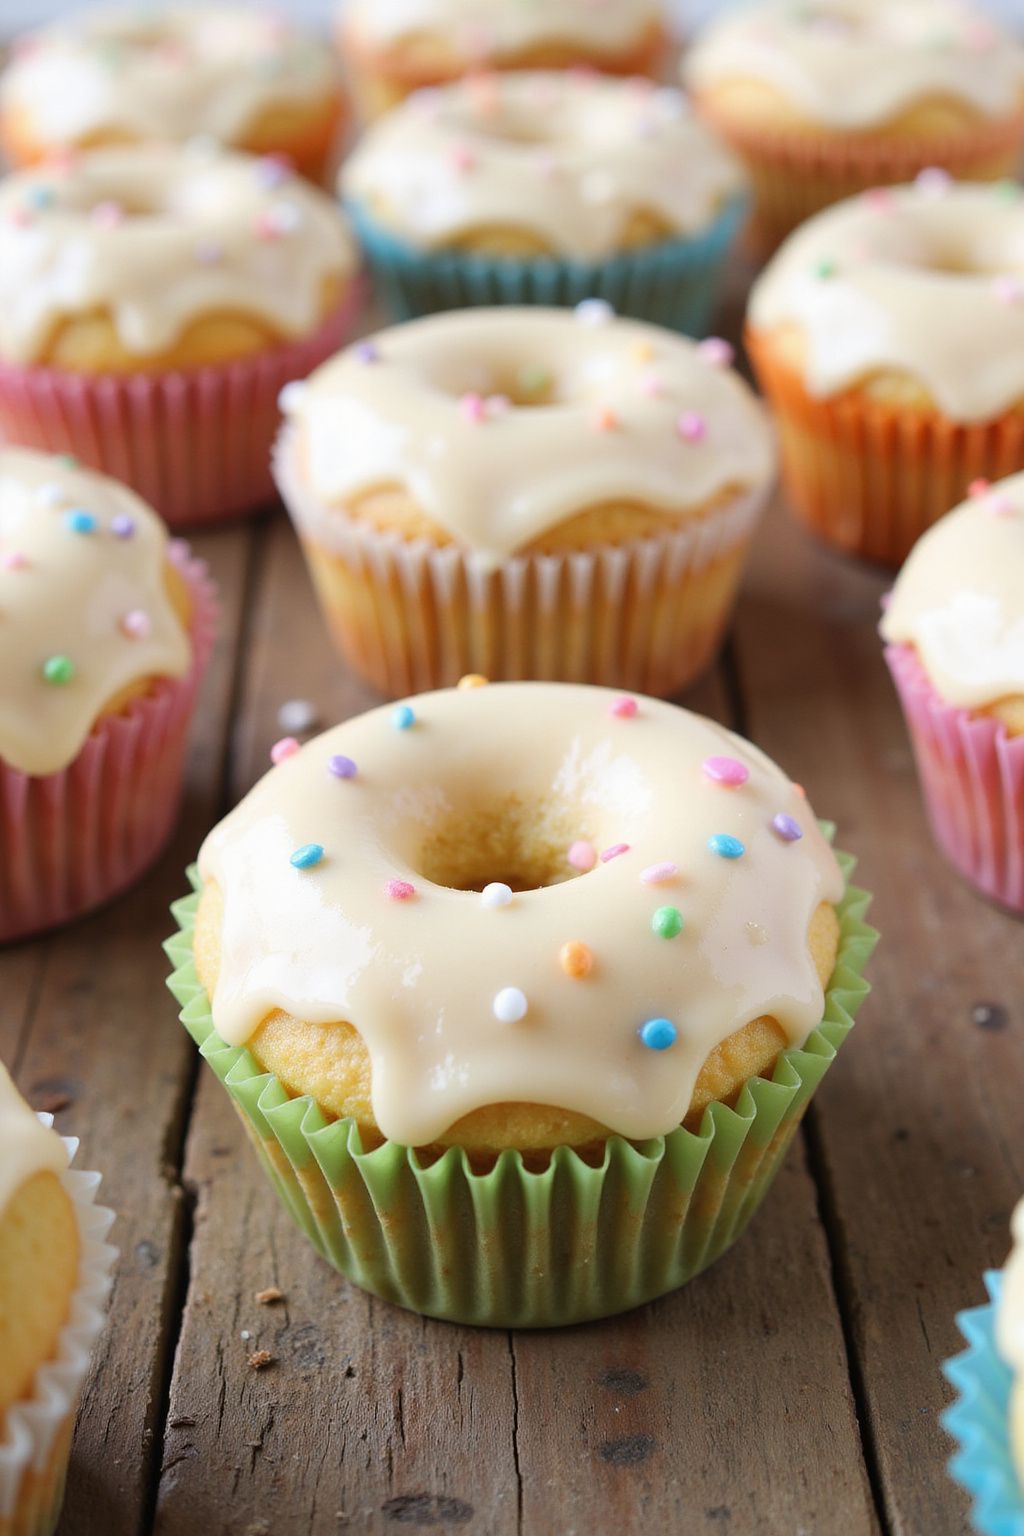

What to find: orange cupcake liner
left=746, top=325, right=1024, bottom=566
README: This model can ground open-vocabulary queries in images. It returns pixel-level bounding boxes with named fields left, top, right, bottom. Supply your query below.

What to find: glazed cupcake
left=747, top=178, right=1024, bottom=566
left=338, top=0, right=667, bottom=121
left=274, top=306, right=775, bottom=697
left=684, top=0, right=1024, bottom=252
left=166, top=682, right=876, bottom=1327
left=0, top=145, right=358, bottom=529
left=0, top=448, right=216, bottom=942
left=341, top=71, right=747, bottom=329
left=0, top=1064, right=115, bottom=1536
left=0, top=6, right=344, bottom=186
left=881, top=478, right=1024, bottom=913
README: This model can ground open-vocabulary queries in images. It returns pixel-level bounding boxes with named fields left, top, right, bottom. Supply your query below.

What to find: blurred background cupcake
left=0, top=145, right=358, bottom=528
left=747, top=178, right=1024, bottom=566
left=342, top=70, right=747, bottom=329
left=338, top=0, right=668, bottom=121
left=881, top=476, right=1024, bottom=913
left=684, top=0, right=1024, bottom=252
left=274, top=306, right=775, bottom=697
left=0, top=448, right=216, bottom=943
left=0, top=5, right=346, bottom=186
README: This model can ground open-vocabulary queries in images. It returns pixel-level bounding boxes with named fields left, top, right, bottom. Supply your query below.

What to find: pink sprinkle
left=451, top=144, right=477, bottom=173
left=459, top=392, right=487, bottom=424
left=567, top=840, right=597, bottom=872
left=385, top=878, right=416, bottom=901
left=985, top=493, right=1016, bottom=518
left=254, top=211, right=281, bottom=241
left=120, top=609, right=151, bottom=639
left=91, top=200, right=124, bottom=229
left=676, top=412, right=706, bottom=443
left=697, top=337, right=733, bottom=368
left=639, top=373, right=665, bottom=398
left=640, top=861, right=678, bottom=885
left=594, top=406, right=619, bottom=432
left=1, top=550, right=28, bottom=570
left=968, top=478, right=991, bottom=498
left=270, top=735, right=300, bottom=763
left=863, top=186, right=893, bottom=213
left=484, top=394, right=511, bottom=418
left=9, top=206, right=33, bottom=227
left=609, top=695, right=637, bottom=718
left=600, top=843, right=630, bottom=862
left=993, top=275, right=1023, bottom=306
left=703, top=755, right=749, bottom=787
left=915, top=167, right=951, bottom=197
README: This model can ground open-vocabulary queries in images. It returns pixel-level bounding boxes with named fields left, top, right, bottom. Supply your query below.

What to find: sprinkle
left=353, top=341, right=379, bottom=364
left=993, top=179, right=1022, bottom=204
left=451, top=144, right=477, bottom=173
left=277, top=698, right=318, bottom=734
left=793, top=783, right=807, bottom=798
left=392, top=704, right=416, bottom=730
left=631, top=341, right=654, bottom=364
left=459, top=392, right=487, bottom=424
left=270, top=736, right=300, bottom=764
left=575, top=297, right=615, bottom=326
left=90, top=199, right=124, bottom=229
left=746, top=922, right=768, bottom=946
left=697, top=337, right=733, bottom=368
left=640, top=861, right=678, bottom=885
left=493, top=986, right=528, bottom=1023
left=639, top=1017, right=677, bottom=1051
left=992, top=275, right=1024, bottom=306
left=703, top=755, right=749, bottom=787
left=517, top=364, right=550, bottom=395
left=25, top=185, right=54, bottom=210
left=266, top=199, right=302, bottom=235
left=56, top=454, right=78, bottom=469
left=814, top=257, right=837, bottom=279
left=457, top=673, right=488, bottom=689
left=708, top=833, right=745, bottom=860
left=35, top=482, right=66, bottom=509
left=1, top=550, right=27, bottom=570
left=254, top=154, right=292, bottom=190
left=985, top=493, right=1016, bottom=518
left=676, top=411, right=706, bottom=443
left=593, top=405, right=619, bottom=432
left=481, top=882, right=513, bottom=908
left=915, top=166, right=951, bottom=197
left=968, top=478, right=991, bottom=498
left=194, top=239, right=223, bottom=266
left=278, top=380, right=307, bottom=413
left=651, top=905, right=683, bottom=939
left=64, top=509, right=97, bottom=534
left=484, top=394, right=511, bottom=418
left=42, top=654, right=74, bottom=685
left=110, top=514, right=136, bottom=539
left=290, top=842, right=324, bottom=870
left=568, top=840, right=597, bottom=872
left=328, top=754, right=357, bottom=779
left=639, top=373, right=665, bottom=398
left=863, top=186, right=893, bottom=213
left=560, top=941, right=594, bottom=979
left=600, top=843, right=630, bottom=862
left=772, top=813, right=803, bottom=842
left=120, top=609, right=151, bottom=639
left=609, top=695, right=637, bottom=718
left=385, top=878, right=416, bottom=901
left=8, top=206, right=33, bottom=227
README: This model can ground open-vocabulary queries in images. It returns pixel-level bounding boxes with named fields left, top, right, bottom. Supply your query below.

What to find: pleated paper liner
left=943, top=1273, right=1024, bottom=1536
left=345, top=195, right=747, bottom=332
left=274, top=429, right=769, bottom=697
left=165, top=838, right=876, bottom=1329
left=0, top=544, right=217, bottom=943
left=886, top=644, right=1024, bottom=914
left=747, top=325, right=1024, bottom=567
left=692, top=97, right=1024, bottom=253
left=0, top=1121, right=116, bottom=1536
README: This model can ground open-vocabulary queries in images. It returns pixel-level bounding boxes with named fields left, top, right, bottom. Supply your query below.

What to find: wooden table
left=4, top=343, right=1023, bottom=1536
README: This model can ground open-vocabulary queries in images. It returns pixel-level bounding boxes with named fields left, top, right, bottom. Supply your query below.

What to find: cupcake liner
left=0, top=289, right=361, bottom=530
left=345, top=195, right=748, bottom=332
left=274, top=426, right=769, bottom=696
left=164, top=836, right=876, bottom=1329
left=943, top=1273, right=1024, bottom=1536
left=886, top=643, right=1024, bottom=914
left=0, top=545, right=217, bottom=944
left=0, top=1117, right=117, bottom=1536
left=746, top=325, right=1024, bottom=566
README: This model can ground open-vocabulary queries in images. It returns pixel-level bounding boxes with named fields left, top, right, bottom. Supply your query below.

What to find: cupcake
left=166, top=681, right=876, bottom=1327
left=0, top=1063, right=115, bottom=1536
left=684, top=0, right=1024, bottom=252
left=881, top=477, right=1024, bottom=913
left=274, top=306, right=776, bottom=697
left=0, top=448, right=216, bottom=943
left=0, top=145, right=358, bottom=529
left=747, top=178, right=1024, bottom=566
left=341, top=71, right=748, bottom=329
left=338, top=0, right=667, bottom=122
left=0, top=6, right=345, bottom=186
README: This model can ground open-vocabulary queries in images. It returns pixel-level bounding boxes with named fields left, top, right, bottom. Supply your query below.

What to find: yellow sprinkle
left=560, top=941, right=594, bottom=979
left=631, top=341, right=654, bottom=363
left=457, top=673, right=489, bottom=689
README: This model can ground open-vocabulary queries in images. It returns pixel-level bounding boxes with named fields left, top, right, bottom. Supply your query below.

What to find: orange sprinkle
left=560, top=941, right=594, bottom=979
left=792, top=783, right=807, bottom=798
left=457, top=673, right=489, bottom=689
left=594, top=406, right=619, bottom=433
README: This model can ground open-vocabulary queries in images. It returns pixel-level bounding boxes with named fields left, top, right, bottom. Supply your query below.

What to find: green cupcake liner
left=345, top=194, right=748, bottom=333
left=165, top=834, right=876, bottom=1328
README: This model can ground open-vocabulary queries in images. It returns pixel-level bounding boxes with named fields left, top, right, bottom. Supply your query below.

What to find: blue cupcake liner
left=943, top=1272, right=1024, bottom=1536
left=345, top=194, right=748, bottom=334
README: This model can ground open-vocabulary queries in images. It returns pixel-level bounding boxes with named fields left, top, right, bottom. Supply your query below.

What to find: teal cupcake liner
left=345, top=194, right=748, bottom=332
left=943, top=1273, right=1024, bottom=1535
left=165, top=834, right=875, bottom=1328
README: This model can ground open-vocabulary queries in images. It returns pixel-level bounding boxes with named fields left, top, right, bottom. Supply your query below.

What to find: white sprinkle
left=915, top=166, right=952, bottom=197
left=240, top=1329, right=251, bottom=1341
left=575, top=298, right=615, bottom=327
left=278, top=380, right=307, bottom=413
left=277, top=698, right=318, bottom=735
left=493, top=986, right=528, bottom=1024
left=36, top=482, right=66, bottom=508
left=481, top=882, right=513, bottom=909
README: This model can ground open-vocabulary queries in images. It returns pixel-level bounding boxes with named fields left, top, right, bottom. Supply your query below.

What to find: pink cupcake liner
left=0, top=545, right=217, bottom=943
left=886, top=643, right=1024, bottom=914
left=0, top=288, right=361, bottom=530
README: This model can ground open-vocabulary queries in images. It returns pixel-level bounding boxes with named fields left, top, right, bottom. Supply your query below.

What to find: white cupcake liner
left=0, top=1120, right=116, bottom=1535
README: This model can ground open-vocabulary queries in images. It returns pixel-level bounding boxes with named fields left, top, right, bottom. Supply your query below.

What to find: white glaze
left=344, top=0, right=663, bottom=57
left=0, top=448, right=191, bottom=777
left=0, top=146, right=356, bottom=365
left=684, top=0, right=1024, bottom=130
left=881, top=476, right=1024, bottom=707
left=198, top=683, right=844, bottom=1147
left=0, top=1062, right=68, bottom=1222
left=748, top=182, right=1024, bottom=423
left=342, top=72, right=745, bottom=259
left=281, top=308, right=775, bottom=570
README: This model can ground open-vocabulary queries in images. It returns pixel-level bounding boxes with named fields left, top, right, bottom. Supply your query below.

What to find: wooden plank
left=732, top=496, right=1024, bottom=1536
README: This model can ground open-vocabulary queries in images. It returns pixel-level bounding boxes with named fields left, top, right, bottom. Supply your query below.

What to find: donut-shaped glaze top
left=684, top=0, right=1024, bottom=130
left=0, top=448, right=190, bottom=777
left=280, top=307, right=775, bottom=569
left=0, top=6, right=338, bottom=149
left=345, top=0, right=663, bottom=57
left=748, top=181, right=1024, bottom=423
left=0, top=1064, right=67, bottom=1220
left=198, top=683, right=844, bottom=1147
left=999, top=1200, right=1024, bottom=1379
left=342, top=72, right=745, bottom=259
left=0, top=146, right=355, bottom=365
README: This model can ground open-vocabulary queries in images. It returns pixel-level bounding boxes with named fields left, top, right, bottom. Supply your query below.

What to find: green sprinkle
left=517, top=364, right=551, bottom=396
left=56, top=453, right=78, bottom=469
left=814, top=257, right=837, bottom=279
left=651, top=905, right=684, bottom=940
left=994, top=179, right=1022, bottom=204
left=42, top=654, right=74, bottom=685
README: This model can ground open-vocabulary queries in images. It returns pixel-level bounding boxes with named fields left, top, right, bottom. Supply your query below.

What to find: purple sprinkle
left=111, top=514, right=136, bottom=539
left=772, top=813, right=803, bottom=842
left=354, top=341, right=379, bottom=364
left=328, top=754, right=358, bottom=779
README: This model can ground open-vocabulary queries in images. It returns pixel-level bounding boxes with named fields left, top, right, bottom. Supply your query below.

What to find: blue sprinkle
left=64, top=509, right=97, bottom=534
left=26, top=186, right=55, bottom=210
left=639, top=1017, right=677, bottom=1051
left=392, top=704, right=415, bottom=731
left=290, top=842, right=324, bottom=870
left=772, top=813, right=803, bottom=842
left=708, top=833, right=745, bottom=860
